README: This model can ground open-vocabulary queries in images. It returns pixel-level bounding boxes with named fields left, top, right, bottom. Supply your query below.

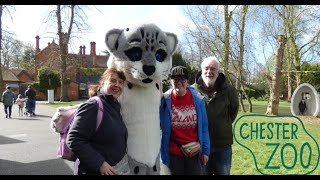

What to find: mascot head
left=105, top=23, right=178, bottom=87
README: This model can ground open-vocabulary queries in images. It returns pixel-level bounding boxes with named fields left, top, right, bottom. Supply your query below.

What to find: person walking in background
left=15, top=94, right=26, bottom=116
left=160, top=66, right=210, bottom=175
left=67, top=67, right=130, bottom=175
left=2, top=85, right=16, bottom=119
left=25, top=85, right=36, bottom=117
left=192, top=56, right=239, bottom=175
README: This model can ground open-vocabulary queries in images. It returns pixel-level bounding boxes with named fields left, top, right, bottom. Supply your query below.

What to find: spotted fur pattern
left=105, top=23, right=177, bottom=174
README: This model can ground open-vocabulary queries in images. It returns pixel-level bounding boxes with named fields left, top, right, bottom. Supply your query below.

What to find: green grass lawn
left=232, top=100, right=320, bottom=175
left=46, top=102, right=80, bottom=108
left=238, top=100, right=292, bottom=116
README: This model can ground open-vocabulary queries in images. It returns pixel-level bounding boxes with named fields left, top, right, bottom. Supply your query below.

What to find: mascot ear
left=105, top=29, right=122, bottom=52
left=166, top=32, right=178, bottom=55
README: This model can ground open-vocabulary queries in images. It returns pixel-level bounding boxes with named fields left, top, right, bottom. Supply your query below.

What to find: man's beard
left=203, top=75, right=217, bottom=87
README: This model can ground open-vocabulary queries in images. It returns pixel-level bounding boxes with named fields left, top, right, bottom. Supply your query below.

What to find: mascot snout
left=143, top=65, right=156, bottom=76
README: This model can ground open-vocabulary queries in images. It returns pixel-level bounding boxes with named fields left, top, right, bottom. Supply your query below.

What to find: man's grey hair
left=201, top=56, right=220, bottom=70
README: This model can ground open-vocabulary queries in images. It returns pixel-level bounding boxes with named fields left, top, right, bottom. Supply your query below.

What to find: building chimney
left=79, top=46, right=83, bottom=55
left=83, top=45, right=86, bottom=55
left=35, top=36, right=40, bottom=53
left=90, top=42, right=97, bottom=67
left=48, top=42, right=51, bottom=46
left=90, top=42, right=96, bottom=55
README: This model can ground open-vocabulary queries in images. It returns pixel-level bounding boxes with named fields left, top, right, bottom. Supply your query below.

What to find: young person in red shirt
left=160, top=66, right=210, bottom=175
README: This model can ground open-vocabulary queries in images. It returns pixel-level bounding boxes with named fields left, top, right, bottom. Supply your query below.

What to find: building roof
left=10, top=69, right=34, bottom=81
left=10, top=69, right=23, bottom=76
left=41, top=41, right=59, bottom=52
left=96, top=55, right=109, bottom=68
left=1, top=66, right=20, bottom=82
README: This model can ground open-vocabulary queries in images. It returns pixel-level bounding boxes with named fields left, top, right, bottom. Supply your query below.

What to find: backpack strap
left=91, top=96, right=104, bottom=130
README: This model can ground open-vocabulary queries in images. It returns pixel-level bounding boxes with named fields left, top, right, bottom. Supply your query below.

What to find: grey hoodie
left=2, top=89, right=16, bottom=106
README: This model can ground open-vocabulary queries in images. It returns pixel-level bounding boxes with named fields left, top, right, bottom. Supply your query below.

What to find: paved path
left=0, top=101, right=76, bottom=175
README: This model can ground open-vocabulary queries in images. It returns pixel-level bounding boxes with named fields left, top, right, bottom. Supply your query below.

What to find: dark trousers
left=169, top=153, right=201, bottom=175
left=205, top=145, right=232, bottom=175
left=26, top=99, right=35, bottom=113
left=4, top=105, right=12, bottom=118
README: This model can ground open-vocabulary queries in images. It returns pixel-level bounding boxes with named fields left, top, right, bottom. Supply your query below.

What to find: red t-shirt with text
left=169, top=89, right=198, bottom=157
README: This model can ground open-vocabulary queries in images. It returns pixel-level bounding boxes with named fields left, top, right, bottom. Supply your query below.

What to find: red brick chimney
left=83, top=45, right=86, bottom=55
left=35, top=36, right=40, bottom=53
left=79, top=46, right=83, bottom=55
left=90, top=42, right=97, bottom=67
left=90, top=42, right=96, bottom=55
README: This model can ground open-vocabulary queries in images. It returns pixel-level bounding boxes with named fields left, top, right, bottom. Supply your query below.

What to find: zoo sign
left=233, top=114, right=319, bottom=175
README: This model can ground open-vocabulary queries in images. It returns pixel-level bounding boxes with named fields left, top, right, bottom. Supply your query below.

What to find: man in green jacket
left=192, top=56, right=239, bottom=175
left=2, top=85, right=16, bottom=118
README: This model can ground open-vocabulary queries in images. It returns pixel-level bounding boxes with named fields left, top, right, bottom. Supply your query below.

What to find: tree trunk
left=223, top=5, right=232, bottom=82
left=292, top=36, right=301, bottom=86
left=287, top=5, right=301, bottom=88
left=59, top=43, right=69, bottom=102
left=286, top=45, right=292, bottom=102
left=56, top=5, right=75, bottom=102
left=0, top=5, right=4, bottom=96
left=266, top=35, right=287, bottom=115
left=239, top=95, right=246, bottom=112
left=241, top=81, right=252, bottom=112
left=287, top=69, right=292, bottom=102
left=239, top=77, right=252, bottom=112
left=291, top=39, right=301, bottom=87
left=286, top=5, right=293, bottom=102
left=239, top=5, right=250, bottom=112
left=237, top=74, right=246, bottom=112
left=57, top=5, right=69, bottom=102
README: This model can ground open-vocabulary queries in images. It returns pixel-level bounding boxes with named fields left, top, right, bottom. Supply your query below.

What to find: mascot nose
left=143, top=65, right=155, bottom=76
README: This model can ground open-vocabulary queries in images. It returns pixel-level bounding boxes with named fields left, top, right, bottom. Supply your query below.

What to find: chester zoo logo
left=234, top=114, right=319, bottom=175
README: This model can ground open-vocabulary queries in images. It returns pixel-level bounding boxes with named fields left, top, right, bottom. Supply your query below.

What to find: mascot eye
left=125, top=47, right=142, bottom=61
left=155, top=49, right=167, bottom=62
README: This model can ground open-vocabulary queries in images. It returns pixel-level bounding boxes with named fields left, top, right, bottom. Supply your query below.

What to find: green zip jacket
left=192, top=72, right=239, bottom=153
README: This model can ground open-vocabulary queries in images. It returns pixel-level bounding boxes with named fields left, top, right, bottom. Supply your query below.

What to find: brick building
left=34, top=35, right=108, bottom=100
left=1, top=66, right=34, bottom=98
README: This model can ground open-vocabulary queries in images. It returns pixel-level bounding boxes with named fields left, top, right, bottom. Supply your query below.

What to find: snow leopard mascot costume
left=105, top=23, right=177, bottom=175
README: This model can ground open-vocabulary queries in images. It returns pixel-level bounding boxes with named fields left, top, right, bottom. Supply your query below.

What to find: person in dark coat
left=25, top=85, right=36, bottom=116
left=67, top=67, right=130, bottom=175
left=298, top=99, right=307, bottom=115
left=192, top=56, right=239, bottom=175
left=2, top=85, right=16, bottom=118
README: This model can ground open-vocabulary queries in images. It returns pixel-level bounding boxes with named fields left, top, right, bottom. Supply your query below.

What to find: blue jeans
left=205, top=145, right=232, bottom=175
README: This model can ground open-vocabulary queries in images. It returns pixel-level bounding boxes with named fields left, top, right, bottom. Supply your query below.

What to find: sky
left=3, top=5, right=191, bottom=55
